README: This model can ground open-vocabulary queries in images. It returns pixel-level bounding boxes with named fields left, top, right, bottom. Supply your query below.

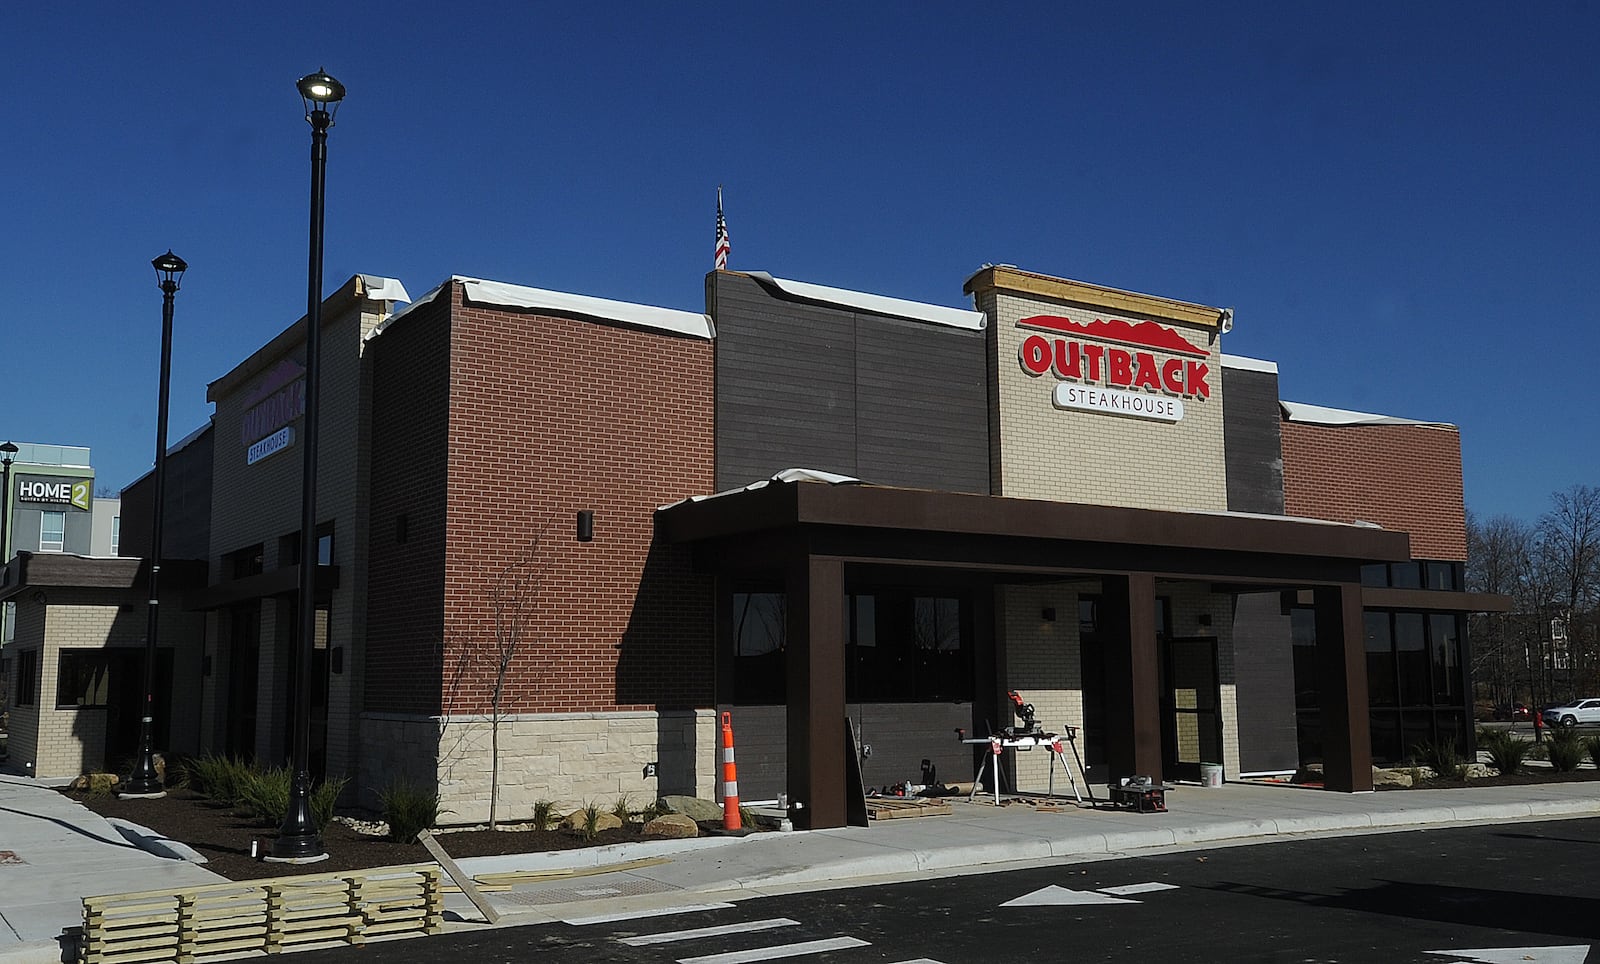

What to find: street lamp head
left=0, top=441, right=16, bottom=466
left=297, top=68, right=345, bottom=127
left=152, top=250, right=187, bottom=292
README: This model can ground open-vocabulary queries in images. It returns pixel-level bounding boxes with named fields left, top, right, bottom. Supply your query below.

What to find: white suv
left=1544, top=698, right=1600, bottom=727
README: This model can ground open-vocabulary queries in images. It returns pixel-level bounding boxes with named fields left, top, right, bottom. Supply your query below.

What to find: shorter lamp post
left=0, top=441, right=17, bottom=566
left=123, top=251, right=186, bottom=797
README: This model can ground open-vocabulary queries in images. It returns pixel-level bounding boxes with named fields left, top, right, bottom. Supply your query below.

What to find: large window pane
left=1430, top=614, right=1462, bottom=704
left=56, top=651, right=111, bottom=708
left=1395, top=613, right=1429, bottom=706
left=732, top=592, right=785, bottom=704
left=1365, top=612, right=1396, bottom=706
left=1291, top=607, right=1318, bottom=709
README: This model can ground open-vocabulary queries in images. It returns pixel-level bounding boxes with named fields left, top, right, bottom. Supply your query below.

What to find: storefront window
left=1395, top=613, right=1429, bottom=706
left=1290, top=607, right=1318, bottom=709
left=847, top=593, right=971, bottom=703
left=732, top=592, right=786, bottom=704
left=1430, top=614, right=1462, bottom=703
left=1365, top=612, right=1396, bottom=706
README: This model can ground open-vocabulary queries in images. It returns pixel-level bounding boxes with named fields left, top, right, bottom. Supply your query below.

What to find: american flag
left=714, top=186, right=730, bottom=270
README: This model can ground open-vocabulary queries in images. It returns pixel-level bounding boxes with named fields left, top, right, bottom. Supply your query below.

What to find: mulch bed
left=62, top=787, right=701, bottom=882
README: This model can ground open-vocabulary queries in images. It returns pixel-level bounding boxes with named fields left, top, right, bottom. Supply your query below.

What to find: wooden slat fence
left=81, top=864, right=442, bottom=963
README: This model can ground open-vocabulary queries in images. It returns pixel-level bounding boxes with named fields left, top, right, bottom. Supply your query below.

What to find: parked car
left=1493, top=702, right=1532, bottom=721
left=1543, top=698, right=1600, bottom=727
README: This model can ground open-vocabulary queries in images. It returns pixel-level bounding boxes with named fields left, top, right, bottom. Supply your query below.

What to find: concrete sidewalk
left=4, top=778, right=1600, bottom=962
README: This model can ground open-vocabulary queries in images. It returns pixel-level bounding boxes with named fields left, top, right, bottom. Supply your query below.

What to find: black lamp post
left=271, top=68, right=344, bottom=861
left=0, top=441, right=17, bottom=566
left=123, top=253, right=186, bottom=798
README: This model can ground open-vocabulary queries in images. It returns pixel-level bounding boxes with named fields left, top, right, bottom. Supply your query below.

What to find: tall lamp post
left=0, top=441, right=17, bottom=566
left=271, top=68, right=344, bottom=861
left=124, top=252, right=186, bottom=797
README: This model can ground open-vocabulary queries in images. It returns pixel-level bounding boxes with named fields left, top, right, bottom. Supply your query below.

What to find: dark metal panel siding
left=712, top=273, right=990, bottom=494
left=714, top=275, right=857, bottom=490
left=718, top=703, right=788, bottom=800
left=1223, top=367, right=1286, bottom=515
left=853, top=702, right=975, bottom=789
left=1232, top=592, right=1300, bottom=773
left=855, top=320, right=990, bottom=494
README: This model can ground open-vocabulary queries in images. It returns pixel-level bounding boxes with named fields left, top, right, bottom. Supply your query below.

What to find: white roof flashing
left=1221, top=354, right=1278, bottom=374
left=748, top=272, right=986, bottom=330
left=1281, top=400, right=1454, bottom=428
left=658, top=467, right=862, bottom=511
left=367, top=276, right=714, bottom=342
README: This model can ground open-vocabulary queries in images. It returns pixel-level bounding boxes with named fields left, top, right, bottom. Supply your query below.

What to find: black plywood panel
left=1223, top=367, right=1286, bottom=515
left=1232, top=592, right=1300, bottom=773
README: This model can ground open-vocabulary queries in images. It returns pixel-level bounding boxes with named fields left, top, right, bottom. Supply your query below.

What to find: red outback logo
left=1017, top=315, right=1211, bottom=423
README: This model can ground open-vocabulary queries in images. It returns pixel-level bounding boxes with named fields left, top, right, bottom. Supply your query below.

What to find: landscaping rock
left=659, top=794, right=724, bottom=822
left=70, top=773, right=121, bottom=793
left=643, top=813, right=699, bottom=838
left=1371, top=768, right=1414, bottom=788
left=560, top=810, right=623, bottom=832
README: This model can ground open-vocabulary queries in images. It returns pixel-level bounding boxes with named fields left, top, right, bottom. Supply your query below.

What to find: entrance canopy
left=658, top=478, right=1411, bottom=829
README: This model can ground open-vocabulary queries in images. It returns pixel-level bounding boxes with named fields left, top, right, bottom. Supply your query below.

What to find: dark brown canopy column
left=1100, top=574, right=1165, bottom=780
left=784, top=554, right=846, bottom=830
left=1315, top=583, right=1373, bottom=791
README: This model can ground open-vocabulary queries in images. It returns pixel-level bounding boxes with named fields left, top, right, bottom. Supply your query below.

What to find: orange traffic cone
left=720, top=711, right=741, bottom=830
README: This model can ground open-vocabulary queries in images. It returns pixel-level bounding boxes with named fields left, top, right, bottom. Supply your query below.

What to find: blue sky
left=3, top=2, right=1594, bottom=522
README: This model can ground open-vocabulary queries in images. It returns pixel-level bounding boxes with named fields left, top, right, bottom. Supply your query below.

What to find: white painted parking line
left=620, top=918, right=801, bottom=946
left=575, top=887, right=622, bottom=897
left=886, top=959, right=950, bottom=963
left=1099, top=882, right=1178, bottom=896
left=563, top=902, right=736, bottom=925
left=678, top=936, right=871, bottom=964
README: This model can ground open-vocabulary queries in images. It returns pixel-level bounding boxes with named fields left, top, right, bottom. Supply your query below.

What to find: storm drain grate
left=499, top=877, right=679, bottom=906
left=0, top=851, right=25, bottom=866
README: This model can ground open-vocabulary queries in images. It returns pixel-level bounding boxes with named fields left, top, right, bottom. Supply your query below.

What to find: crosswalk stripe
left=563, top=902, right=736, bottom=926
left=620, top=918, right=801, bottom=946
left=678, top=936, right=871, bottom=964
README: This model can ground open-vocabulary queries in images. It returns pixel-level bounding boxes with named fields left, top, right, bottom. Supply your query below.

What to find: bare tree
left=1467, top=512, right=1537, bottom=708
left=1537, top=485, right=1600, bottom=697
left=479, top=533, right=549, bottom=829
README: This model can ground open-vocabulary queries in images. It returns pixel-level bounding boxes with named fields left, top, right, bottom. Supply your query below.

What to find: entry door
left=1162, top=636, right=1222, bottom=782
left=225, top=604, right=260, bottom=762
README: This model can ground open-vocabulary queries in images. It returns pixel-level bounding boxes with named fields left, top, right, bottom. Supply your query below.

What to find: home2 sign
left=1017, top=315, right=1211, bottom=423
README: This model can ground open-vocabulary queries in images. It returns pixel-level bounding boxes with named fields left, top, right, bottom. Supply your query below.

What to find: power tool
left=1004, top=690, right=1042, bottom=738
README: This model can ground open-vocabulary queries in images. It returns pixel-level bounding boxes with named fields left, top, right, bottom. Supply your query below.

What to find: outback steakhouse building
left=3, top=262, right=1501, bottom=831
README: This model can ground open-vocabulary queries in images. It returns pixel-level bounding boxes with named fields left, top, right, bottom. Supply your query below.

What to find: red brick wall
left=442, top=283, right=716, bottom=713
left=1280, top=420, right=1466, bottom=561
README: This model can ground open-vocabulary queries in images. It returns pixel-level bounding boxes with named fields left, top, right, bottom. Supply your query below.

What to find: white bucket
left=1199, top=763, right=1223, bottom=788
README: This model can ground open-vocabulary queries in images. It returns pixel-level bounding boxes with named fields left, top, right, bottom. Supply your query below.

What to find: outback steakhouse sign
left=1017, top=315, right=1210, bottom=423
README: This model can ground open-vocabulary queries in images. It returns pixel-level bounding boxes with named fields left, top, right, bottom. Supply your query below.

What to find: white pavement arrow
left=1001, top=885, right=1139, bottom=907
left=1426, top=946, right=1591, bottom=963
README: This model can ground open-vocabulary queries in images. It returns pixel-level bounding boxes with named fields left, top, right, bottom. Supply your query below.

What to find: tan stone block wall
left=360, top=709, right=717, bottom=825
left=986, top=289, right=1228, bottom=511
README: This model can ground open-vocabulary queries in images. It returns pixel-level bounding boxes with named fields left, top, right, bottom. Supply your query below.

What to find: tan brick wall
left=359, top=709, right=717, bottom=823
left=999, top=582, right=1087, bottom=794
left=986, top=290, right=1228, bottom=511
left=1281, top=421, right=1467, bottom=560
left=207, top=294, right=390, bottom=779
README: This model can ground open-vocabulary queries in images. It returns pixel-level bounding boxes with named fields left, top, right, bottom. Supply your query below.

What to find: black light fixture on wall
left=577, top=510, right=595, bottom=542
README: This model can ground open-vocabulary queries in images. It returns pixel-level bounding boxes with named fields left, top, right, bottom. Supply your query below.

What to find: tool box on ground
left=1108, top=775, right=1167, bottom=813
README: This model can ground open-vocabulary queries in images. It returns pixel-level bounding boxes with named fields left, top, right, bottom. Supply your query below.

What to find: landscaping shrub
left=1584, top=735, right=1600, bottom=769
left=577, top=802, right=602, bottom=841
left=1412, top=739, right=1465, bottom=781
left=531, top=799, right=559, bottom=832
left=188, top=754, right=249, bottom=805
left=611, top=794, right=634, bottom=823
left=236, top=766, right=292, bottom=825
left=312, top=776, right=349, bottom=828
left=1545, top=729, right=1586, bottom=772
left=378, top=780, right=442, bottom=844
left=1478, top=729, right=1531, bottom=777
